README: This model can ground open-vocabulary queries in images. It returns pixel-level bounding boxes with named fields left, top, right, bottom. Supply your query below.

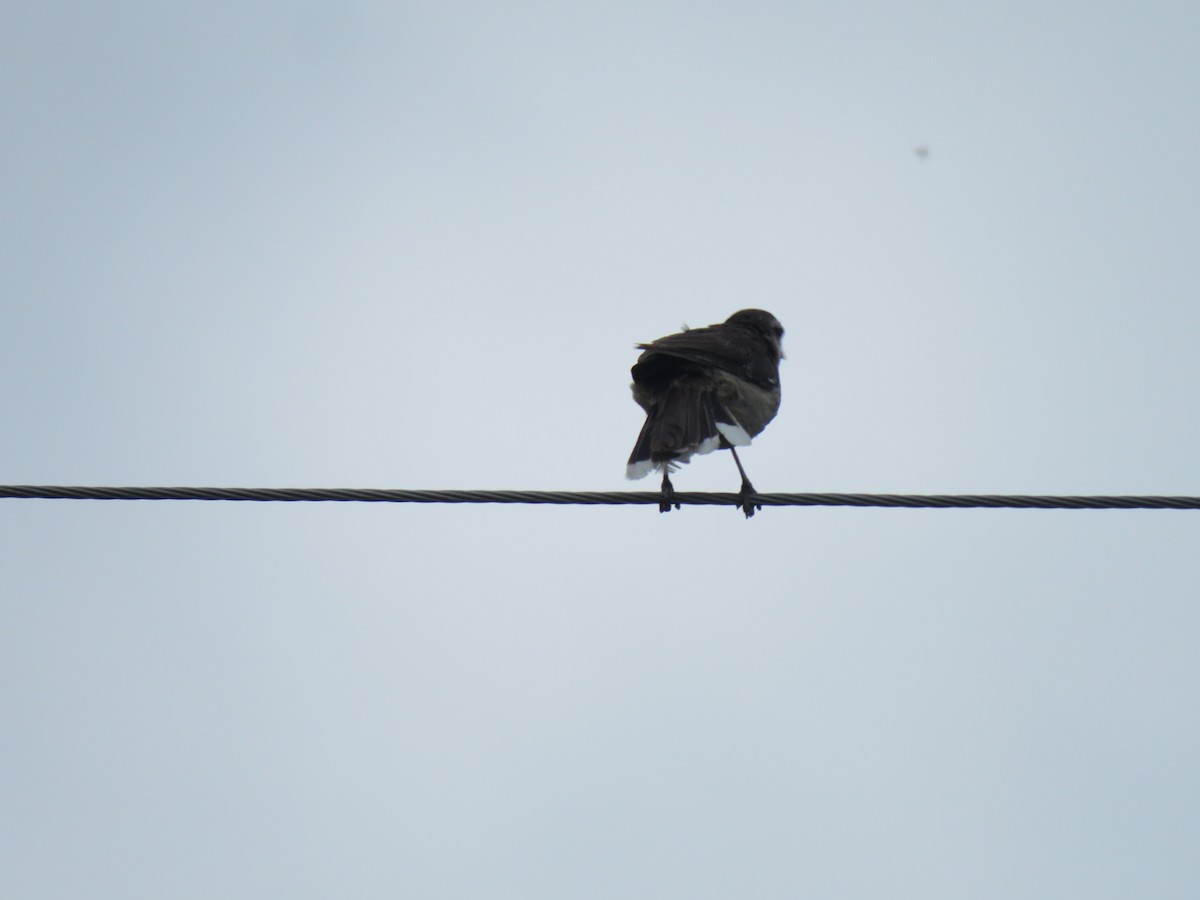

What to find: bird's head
left=725, top=309, right=785, bottom=361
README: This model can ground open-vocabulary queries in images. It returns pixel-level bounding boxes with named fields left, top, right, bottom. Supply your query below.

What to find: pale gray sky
left=4, top=2, right=1200, bottom=898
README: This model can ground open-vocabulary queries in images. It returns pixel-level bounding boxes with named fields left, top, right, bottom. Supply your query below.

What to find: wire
left=2, top=485, right=1199, bottom=510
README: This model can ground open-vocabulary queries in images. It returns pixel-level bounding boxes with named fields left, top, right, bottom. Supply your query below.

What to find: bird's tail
left=626, top=382, right=750, bottom=480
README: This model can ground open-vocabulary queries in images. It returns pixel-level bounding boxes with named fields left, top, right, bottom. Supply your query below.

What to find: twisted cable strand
left=2, top=485, right=1199, bottom=509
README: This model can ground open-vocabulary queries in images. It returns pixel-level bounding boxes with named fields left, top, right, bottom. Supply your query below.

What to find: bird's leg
left=659, top=468, right=679, bottom=513
left=727, top=445, right=760, bottom=519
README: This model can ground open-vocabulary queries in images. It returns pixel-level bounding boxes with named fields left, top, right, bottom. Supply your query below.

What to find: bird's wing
left=634, top=325, right=778, bottom=387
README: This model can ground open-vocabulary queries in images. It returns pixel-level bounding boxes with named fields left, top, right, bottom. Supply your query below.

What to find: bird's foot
left=660, top=473, right=680, bottom=514
left=737, top=478, right=760, bottom=519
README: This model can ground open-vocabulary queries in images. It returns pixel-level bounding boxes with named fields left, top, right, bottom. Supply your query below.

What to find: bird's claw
left=660, top=474, right=680, bottom=514
left=738, top=479, right=760, bottom=519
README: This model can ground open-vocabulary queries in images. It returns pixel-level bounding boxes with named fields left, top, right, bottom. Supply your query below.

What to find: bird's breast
left=714, top=373, right=781, bottom=437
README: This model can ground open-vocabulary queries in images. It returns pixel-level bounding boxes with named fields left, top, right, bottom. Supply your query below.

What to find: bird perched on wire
left=625, top=309, right=785, bottom=518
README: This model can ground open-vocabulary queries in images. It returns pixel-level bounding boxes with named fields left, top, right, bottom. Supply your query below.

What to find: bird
left=625, top=309, right=785, bottom=518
